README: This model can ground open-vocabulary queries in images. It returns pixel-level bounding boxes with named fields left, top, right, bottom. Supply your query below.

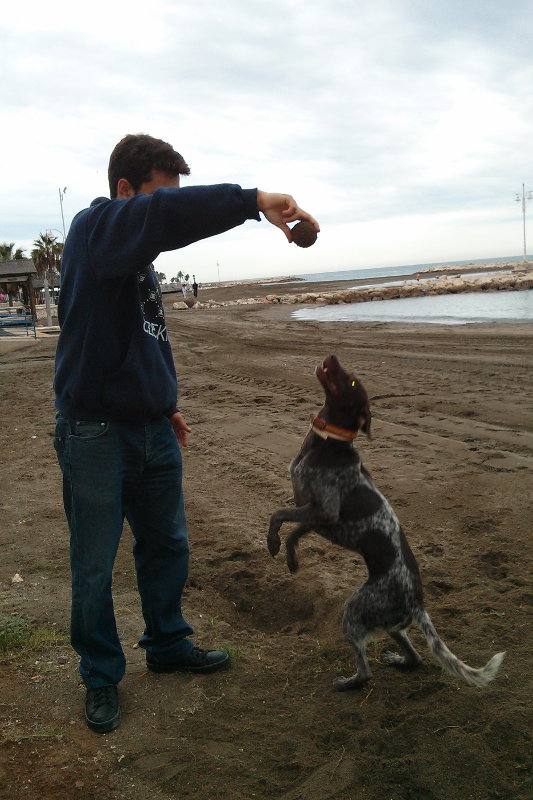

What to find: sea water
left=287, top=255, right=529, bottom=285
left=291, top=288, right=533, bottom=325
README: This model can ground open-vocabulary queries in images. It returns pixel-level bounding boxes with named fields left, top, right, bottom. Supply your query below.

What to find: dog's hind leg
left=334, top=601, right=373, bottom=690
left=382, top=630, right=423, bottom=670
left=285, top=524, right=313, bottom=573
left=333, top=634, right=372, bottom=691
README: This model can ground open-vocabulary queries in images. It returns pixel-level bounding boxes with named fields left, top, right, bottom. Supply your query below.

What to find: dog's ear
left=358, top=406, right=372, bottom=439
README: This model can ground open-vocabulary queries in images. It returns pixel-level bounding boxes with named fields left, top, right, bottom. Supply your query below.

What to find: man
left=53, top=133, right=319, bottom=733
left=180, top=278, right=193, bottom=307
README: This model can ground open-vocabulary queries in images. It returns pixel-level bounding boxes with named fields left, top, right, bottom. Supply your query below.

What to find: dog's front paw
left=267, top=531, right=281, bottom=557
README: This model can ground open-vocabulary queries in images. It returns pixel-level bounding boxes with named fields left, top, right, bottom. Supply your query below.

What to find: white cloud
left=1, top=0, right=532, bottom=282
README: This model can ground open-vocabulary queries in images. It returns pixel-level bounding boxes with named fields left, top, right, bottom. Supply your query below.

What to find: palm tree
left=0, top=242, right=26, bottom=260
left=1, top=243, right=15, bottom=261
left=31, top=233, right=63, bottom=278
left=0, top=242, right=14, bottom=261
left=31, top=233, right=63, bottom=303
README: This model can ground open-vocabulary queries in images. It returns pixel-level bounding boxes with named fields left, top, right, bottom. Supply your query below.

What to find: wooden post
left=27, top=274, right=37, bottom=319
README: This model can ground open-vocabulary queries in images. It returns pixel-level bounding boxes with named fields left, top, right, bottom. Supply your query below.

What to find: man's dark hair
left=108, top=134, right=190, bottom=198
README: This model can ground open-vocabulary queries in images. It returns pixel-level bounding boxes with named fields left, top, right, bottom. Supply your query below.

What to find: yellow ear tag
left=351, top=380, right=357, bottom=387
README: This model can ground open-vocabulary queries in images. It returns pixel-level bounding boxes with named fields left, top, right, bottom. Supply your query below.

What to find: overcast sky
left=2, top=0, right=532, bottom=282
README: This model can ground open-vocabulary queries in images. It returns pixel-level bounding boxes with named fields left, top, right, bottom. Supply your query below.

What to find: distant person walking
left=192, top=276, right=198, bottom=298
left=53, top=132, right=319, bottom=734
left=181, top=280, right=191, bottom=301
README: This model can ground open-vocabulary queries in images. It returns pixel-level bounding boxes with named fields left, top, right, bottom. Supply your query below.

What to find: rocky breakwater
left=173, top=270, right=533, bottom=310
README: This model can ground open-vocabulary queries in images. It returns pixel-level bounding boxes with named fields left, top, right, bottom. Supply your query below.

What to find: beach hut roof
left=0, top=259, right=37, bottom=282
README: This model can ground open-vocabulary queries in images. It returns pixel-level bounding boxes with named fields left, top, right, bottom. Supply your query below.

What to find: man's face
left=117, top=170, right=180, bottom=198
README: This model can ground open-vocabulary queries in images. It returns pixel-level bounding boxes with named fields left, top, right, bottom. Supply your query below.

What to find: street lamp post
left=515, top=183, right=532, bottom=266
left=58, top=187, right=67, bottom=239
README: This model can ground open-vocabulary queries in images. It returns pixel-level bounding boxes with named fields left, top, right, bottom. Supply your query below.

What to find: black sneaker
left=85, top=685, right=120, bottom=733
left=146, top=646, right=230, bottom=675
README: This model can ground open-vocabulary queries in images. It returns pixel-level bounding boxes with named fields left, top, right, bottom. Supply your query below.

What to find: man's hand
left=169, top=412, right=191, bottom=448
left=256, top=191, right=320, bottom=243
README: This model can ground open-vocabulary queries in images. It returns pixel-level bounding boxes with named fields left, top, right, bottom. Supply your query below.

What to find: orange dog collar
left=311, top=416, right=359, bottom=441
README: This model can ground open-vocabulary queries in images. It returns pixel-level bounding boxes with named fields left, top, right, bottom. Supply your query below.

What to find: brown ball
left=291, top=221, right=317, bottom=248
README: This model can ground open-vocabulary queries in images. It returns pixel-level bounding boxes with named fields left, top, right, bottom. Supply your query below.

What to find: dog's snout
left=323, top=354, right=339, bottom=371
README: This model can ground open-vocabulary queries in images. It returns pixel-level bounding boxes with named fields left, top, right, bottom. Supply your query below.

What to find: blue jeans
left=54, top=414, right=194, bottom=688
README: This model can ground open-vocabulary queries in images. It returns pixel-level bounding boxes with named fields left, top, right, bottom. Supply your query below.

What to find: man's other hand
left=169, top=412, right=191, bottom=447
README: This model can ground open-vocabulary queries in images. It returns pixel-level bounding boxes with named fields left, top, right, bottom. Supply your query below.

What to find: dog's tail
left=413, top=609, right=505, bottom=687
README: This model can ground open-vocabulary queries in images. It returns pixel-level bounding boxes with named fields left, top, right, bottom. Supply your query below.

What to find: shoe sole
left=147, top=654, right=230, bottom=675
left=85, top=708, right=121, bottom=733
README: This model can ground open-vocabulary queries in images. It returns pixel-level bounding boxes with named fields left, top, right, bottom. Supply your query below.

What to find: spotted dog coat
left=268, top=355, right=505, bottom=689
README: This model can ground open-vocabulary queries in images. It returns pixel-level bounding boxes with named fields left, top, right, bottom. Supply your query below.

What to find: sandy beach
left=0, top=280, right=532, bottom=800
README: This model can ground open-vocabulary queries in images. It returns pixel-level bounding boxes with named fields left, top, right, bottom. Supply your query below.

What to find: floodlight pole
left=58, top=187, right=67, bottom=239
left=515, top=183, right=532, bottom=266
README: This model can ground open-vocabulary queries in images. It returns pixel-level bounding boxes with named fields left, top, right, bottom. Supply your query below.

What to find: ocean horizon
left=272, top=254, right=529, bottom=285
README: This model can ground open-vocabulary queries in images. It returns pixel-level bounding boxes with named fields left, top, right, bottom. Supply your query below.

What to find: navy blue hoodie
left=54, top=184, right=260, bottom=423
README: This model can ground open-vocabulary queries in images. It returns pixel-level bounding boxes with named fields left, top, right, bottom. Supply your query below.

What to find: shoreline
left=174, top=262, right=532, bottom=310
left=194, top=260, right=528, bottom=291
